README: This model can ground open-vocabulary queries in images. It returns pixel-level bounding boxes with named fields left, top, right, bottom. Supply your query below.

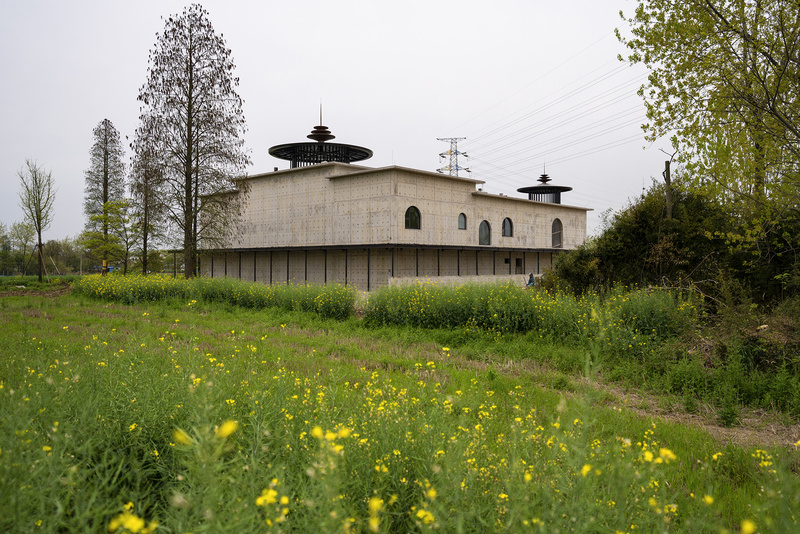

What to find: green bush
left=72, top=274, right=356, bottom=320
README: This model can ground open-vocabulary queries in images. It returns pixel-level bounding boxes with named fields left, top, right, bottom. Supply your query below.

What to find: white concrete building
left=200, top=124, right=589, bottom=290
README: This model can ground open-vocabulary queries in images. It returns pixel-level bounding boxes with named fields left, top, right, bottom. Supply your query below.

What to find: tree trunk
left=37, top=233, right=43, bottom=283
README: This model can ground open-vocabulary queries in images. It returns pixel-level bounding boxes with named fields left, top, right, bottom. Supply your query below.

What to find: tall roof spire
left=307, top=103, right=335, bottom=142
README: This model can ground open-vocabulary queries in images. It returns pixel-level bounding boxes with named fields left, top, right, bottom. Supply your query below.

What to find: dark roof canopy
left=269, top=123, right=373, bottom=168
left=517, top=173, right=572, bottom=204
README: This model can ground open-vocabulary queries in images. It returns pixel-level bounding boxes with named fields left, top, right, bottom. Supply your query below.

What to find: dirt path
left=598, top=384, right=800, bottom=449
left=0, top=284, right=72, bottom=298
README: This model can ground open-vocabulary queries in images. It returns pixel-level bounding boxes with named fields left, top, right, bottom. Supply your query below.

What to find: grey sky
left=0, top=0, right=659, bottom=241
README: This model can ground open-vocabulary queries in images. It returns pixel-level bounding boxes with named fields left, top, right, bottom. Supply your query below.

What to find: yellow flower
left=416, top=509, right=435, bottom=525
left=215, top=420, right=238, bottom=439
left=702, top=495, right=714, bottom=506
left=581, top=464, right=592, bottom=477
left=256, top=488, right=278, bottom=506
left=659, top=448, right=677, bottom=462
left=369, top=516, right=380, bottom=532
left=369, top=496, right=383, bottom=514
left=741, top=519, right=757, bottom=534
left=173, top=428, right=192, bottom=445
left=310, top=426, right=324, bottom=439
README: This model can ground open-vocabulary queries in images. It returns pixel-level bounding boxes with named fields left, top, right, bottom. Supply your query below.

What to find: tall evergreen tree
left=84, top=118, right=126, bottom=272
left=136, top=4, right=250, bottom=278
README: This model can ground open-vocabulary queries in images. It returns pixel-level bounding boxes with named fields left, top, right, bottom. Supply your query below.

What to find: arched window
left=479, top=220, right=491, bottom=245
left=458, top=213, right=467, bottom=230
left=502, top=217, right=513, bottom=237
left=552, top=218, right=563, bottom=248
left=405, top=206, right=421, bottom=229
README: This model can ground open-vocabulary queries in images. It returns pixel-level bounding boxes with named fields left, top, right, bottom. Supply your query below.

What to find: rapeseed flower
left=215, top=420, right=238, bottom=439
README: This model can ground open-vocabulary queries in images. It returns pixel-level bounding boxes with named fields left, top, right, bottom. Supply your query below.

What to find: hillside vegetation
left=1, top=276, right=799, bottom=532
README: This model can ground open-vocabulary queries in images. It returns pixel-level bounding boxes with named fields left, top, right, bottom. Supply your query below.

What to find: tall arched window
left=552, top=218, right=563, bottom=248
left=405, top=206, right=421, bottom=229
left=502, top=217, right=513, bottom=237
left=458, top=213, right=467, bottom=230
left=479, top=220, right=491, bottom=245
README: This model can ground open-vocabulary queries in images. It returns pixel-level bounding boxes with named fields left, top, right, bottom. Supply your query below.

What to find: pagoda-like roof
left=517, top=173, right=572, bottom=204
left=268, top=123, right=373, bottom=168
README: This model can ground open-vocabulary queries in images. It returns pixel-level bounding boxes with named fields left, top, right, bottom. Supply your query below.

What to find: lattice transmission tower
left=436, top=137, right=470, bottom=176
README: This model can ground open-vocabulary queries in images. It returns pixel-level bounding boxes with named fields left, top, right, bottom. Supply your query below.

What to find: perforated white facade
left=200, top=162, right=589, bottom=290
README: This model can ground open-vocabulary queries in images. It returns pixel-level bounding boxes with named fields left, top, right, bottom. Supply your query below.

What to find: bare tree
left=136, top=4, right=250, bottom=278
left=130, top=114, right=166, bottom=275
left=84, top=118, right=126, bottom=273
left=18, top=159, right=56, bottom=282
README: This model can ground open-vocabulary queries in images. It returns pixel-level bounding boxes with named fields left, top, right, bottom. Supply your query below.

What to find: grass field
left=1, top=277, right=798, bottom=532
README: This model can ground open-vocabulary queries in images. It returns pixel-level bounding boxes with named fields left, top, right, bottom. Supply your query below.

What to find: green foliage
left=2, top=295, right=798, bottom=532
left=364, top=281, right=697, bottom=357
left=618, top=0, right=800, bottom=300
left=79, top=200, right=132, bottom=271
left=551, top=178, right=800, bottom=302
left=553, top=181, right=733, bottom=296
left=618, top=0, right=800, bottom=206
left=72, top=274, right=356, bottom=320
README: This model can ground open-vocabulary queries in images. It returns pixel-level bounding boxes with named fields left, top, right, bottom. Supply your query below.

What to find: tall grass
left=1, top=293, right=798, bottom=532
left=364, top=282, right=697, bottom=352
left=72, top=274, right=356, bottom=320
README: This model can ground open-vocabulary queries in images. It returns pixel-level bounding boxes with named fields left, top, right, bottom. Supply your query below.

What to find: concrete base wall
left=389, top=274, right=536, bottom=288
left=200, top=248, right=562, bottom=291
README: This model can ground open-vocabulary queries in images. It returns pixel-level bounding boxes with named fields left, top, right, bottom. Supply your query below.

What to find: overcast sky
left=0, top=0, right=663, bottom=241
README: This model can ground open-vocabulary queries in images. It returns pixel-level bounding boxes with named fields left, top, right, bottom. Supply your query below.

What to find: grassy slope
left=1, top=293, right=798, bottom=533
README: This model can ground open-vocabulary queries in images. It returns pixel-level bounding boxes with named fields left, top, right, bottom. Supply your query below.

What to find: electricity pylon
left=437, top=137, right=470, bottom=176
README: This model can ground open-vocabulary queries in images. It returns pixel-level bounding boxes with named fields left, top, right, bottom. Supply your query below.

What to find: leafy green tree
left=84, top=119, right=126, bottom=272
left=9, top=221, right=35, bottom=275
left=79, top=200, right=132, bottom=274
left=135, top=4, right=250, bottom=278
left=618, top=0, right=800, bottom=295
left=618, top=0, right=800, bottom=206
left=18, top=160, right=56, bottom=282
left=0, top=222, right=10, bottom=275
left=552, top=179, right=733, bottom=297
left=43, top=236, right=84, bottom=275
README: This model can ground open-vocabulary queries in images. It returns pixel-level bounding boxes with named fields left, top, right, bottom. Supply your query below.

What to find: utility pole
left=664, top=159, right=672, bottom=220
left=436, top=137, right=470, bottom=177
left=660, top=149, right=677, bottom=220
